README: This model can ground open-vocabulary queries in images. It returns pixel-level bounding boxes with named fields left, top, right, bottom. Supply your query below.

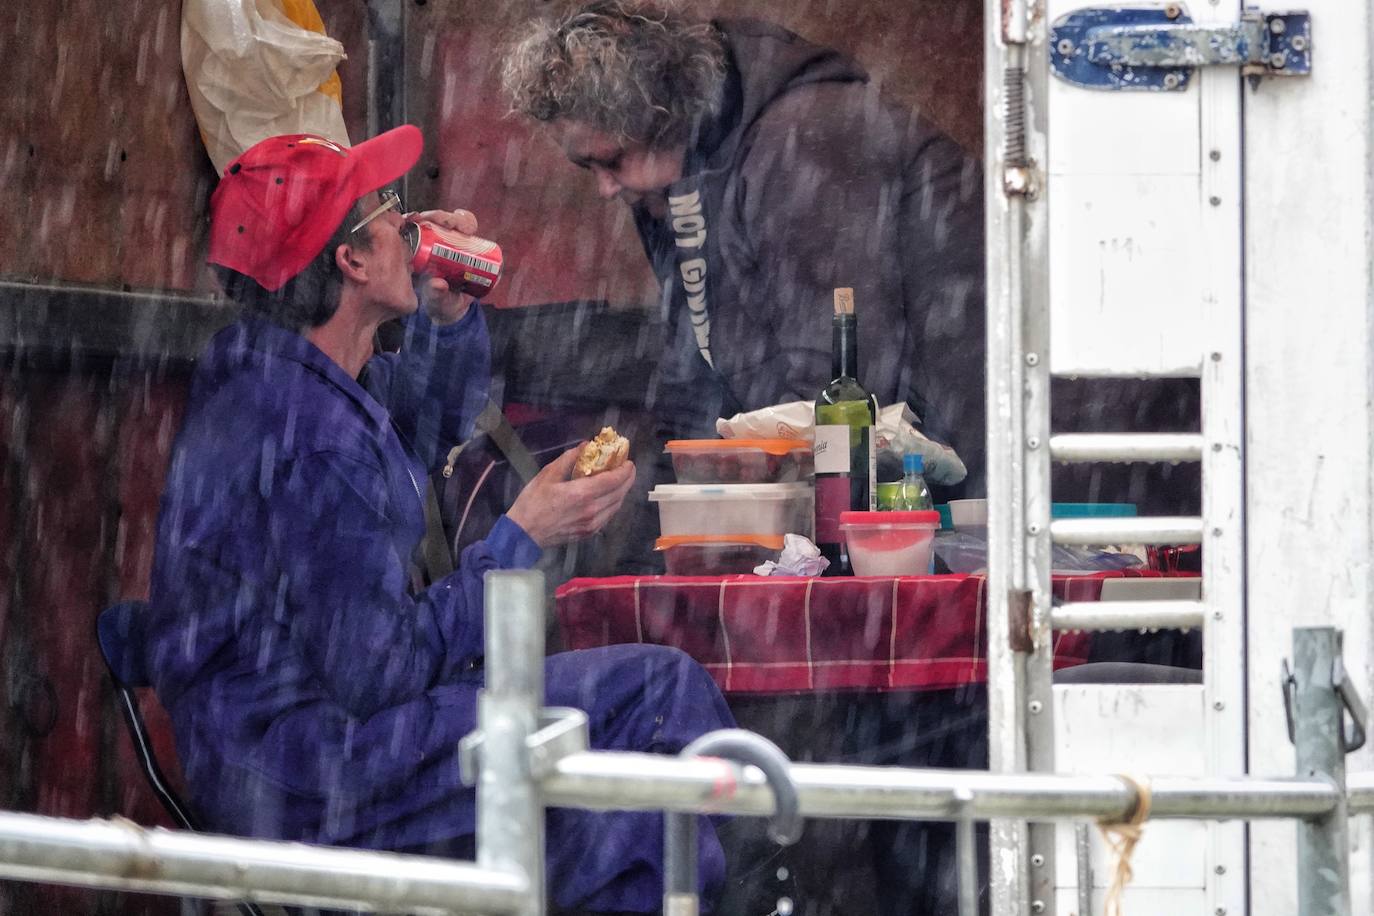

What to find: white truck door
left=1243, top=1, right=1374, bottom=913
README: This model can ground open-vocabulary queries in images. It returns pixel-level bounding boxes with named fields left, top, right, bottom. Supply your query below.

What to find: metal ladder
left=982, top=0, right=1248, bottom=911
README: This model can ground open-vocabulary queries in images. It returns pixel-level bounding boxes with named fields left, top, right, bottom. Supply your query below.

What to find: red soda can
left=402, top=220, right=503, bottom=299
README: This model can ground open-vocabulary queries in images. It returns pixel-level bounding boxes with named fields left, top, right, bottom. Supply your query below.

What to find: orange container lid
left=664, top=438, right=811, bottom=455
left=654, top=534, right=787, bottom=550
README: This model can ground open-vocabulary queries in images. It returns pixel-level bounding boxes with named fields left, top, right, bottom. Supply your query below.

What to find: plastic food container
left=946, top=498, right=988, bottom=529
left=665, top=439, right=814, bottom=484
left=839, top=510, right=941, bottom=576
left=650, top=482, right=814, bottom=538
left=945, top=500, right=1138, bottom=530
left=655, top=534, right=784, bottom=575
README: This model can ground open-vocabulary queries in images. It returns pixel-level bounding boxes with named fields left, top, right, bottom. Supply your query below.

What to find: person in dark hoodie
left=142, top=125, right=736, bottom=914
left=502, top=0, right=986, bottom=495
left=504, top=4, right=989, bottom=913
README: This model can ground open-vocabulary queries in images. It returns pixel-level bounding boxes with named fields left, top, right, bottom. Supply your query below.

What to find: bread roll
left=574, top=427, right=630, bottom=477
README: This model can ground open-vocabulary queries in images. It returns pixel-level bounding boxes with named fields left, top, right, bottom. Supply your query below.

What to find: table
left=555, top=571, right=1160, bottom=694
left=556, top=571, right=1165, bottom=914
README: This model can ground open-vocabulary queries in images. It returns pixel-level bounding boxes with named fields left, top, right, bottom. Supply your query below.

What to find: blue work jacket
left=145, top=308, right=541, bottom=849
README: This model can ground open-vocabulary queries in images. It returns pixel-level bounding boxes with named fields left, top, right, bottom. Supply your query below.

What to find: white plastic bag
left=182, top=0, right=350, bottom=175
left=715, top=401, right=968, bottom=486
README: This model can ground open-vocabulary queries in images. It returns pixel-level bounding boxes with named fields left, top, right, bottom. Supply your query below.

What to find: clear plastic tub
left=655, top=534, right=784, bottom=575
left=649, top=482, right=814, bottom=538
left=839, top=510, right=941, bottom=576
left=665, top=439, right=814, bottom=484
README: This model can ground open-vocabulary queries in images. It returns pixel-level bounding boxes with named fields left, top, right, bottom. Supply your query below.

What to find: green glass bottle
left=814, top=288, right=878, bottom=574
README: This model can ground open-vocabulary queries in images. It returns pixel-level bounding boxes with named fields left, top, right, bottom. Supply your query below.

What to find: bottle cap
left=903, top=452, right=925, bottom=474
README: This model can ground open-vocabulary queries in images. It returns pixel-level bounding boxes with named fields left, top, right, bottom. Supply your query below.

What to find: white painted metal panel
left=1045, top=0, right=1210, bottom=378
left=1055, top=887, right=1205, bottom=916
left=1243, top=0, right=1374, bottom=912
left=1048, top=174, right=1206, bottom=377
left=1053, top=684, right=1209, bottom=901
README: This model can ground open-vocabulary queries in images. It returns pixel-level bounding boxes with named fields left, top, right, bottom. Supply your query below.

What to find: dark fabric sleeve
left=364, top=306, right=492, bottom=472
left=897, top=123, right=987, bottom=495
left=728, top=82, right=912, bottom=410
left=735, top=84, right=985, bottom=490
left=272, top=450, right=538, bottom=720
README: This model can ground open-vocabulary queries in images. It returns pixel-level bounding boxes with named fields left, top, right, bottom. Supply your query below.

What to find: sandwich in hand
left=575, top=427, right=630, bottom=477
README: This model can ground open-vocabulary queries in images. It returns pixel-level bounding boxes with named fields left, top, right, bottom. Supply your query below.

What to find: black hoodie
left=636, top=19, right=986, bottom=493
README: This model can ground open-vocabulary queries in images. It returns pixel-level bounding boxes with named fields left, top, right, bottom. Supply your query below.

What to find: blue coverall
left=144, top=308, right=731, bottom=912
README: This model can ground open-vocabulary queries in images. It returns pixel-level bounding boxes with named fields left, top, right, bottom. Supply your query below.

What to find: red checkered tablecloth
left=555, top=572, right=1153, bottom=694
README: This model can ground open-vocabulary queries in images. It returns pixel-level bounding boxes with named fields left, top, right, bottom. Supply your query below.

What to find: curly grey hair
left=501, top=0, right=727, bottom=148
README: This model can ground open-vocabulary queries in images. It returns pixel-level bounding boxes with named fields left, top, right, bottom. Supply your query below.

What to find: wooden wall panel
left=0, top=378, right=18, bottom=816
left=409, top=0, right=983, bottom=311
left=3, top=374, right=116, bottom=912
left=0, top=0, right=371, bottom=294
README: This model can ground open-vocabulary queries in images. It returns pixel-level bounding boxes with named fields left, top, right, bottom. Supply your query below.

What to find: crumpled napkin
left=754, top=534, right=830, bottom=577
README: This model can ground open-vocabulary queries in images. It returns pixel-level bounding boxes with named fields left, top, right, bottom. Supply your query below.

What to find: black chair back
left=95, top=600, right=269, bottom=916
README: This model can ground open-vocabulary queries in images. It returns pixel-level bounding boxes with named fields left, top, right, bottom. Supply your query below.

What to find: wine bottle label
left=815, top=477, right=849, bottom=543
left=814, top=425, right=850, bottom=474
left=867, top=434, right=877, bottom=510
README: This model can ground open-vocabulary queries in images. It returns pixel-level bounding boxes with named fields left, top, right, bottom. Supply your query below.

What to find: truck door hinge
left=1051, top=5, right=1311, bottom=91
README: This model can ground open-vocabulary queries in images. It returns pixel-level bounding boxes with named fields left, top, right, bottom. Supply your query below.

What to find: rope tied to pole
left=1098, top=774, right=1152, bottom=916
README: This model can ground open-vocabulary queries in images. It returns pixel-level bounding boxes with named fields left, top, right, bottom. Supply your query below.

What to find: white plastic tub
left=649, top=482, right=814, bottom=538
left=839, top=510, right=941, bottom=576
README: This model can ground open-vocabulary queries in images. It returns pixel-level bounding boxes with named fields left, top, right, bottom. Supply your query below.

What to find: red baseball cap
left=208, top=125, right=423, bottom=291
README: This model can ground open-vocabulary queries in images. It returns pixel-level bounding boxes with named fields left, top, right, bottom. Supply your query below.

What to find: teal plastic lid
left=1050, top=502, right=1137, bottom=519
left=932, top=502, right=1134, bottom=528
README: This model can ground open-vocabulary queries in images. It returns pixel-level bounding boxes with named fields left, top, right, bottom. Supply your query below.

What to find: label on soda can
left=403, top=221, right=503, bottom=299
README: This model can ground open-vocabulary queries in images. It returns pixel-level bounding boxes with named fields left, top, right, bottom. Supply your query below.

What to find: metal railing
left=0, top=571, right=1365, bottom=915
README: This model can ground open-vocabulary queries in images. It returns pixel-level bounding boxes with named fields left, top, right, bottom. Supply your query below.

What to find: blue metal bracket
left=1051, top=6, right=1312, bottom=91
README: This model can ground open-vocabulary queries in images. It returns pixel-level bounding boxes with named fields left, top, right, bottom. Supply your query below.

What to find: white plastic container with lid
left=839, top=510, right=941, bottom=576
left=649, top=482, right=814, bottom=538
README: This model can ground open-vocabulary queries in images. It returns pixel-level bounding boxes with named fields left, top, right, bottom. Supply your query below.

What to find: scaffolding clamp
left=1283, top=651, right=1368, bottom=753
left=460, top=706, right=589, bottom=786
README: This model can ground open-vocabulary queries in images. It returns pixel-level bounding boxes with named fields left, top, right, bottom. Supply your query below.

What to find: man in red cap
left=141, top=126, right=733, bottom=914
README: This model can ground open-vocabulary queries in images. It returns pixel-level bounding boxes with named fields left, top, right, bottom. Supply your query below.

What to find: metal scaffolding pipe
left=543, top=753, right=1339, bottom=823
left=479, top=571, right=547, bottom=916
left=0, top=812, right=526, bottom=914
left=1346, top=773, right=1374, bottom=814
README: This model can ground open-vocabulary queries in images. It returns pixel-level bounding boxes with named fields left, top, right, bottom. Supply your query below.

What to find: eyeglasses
left=350, top=189, right=403, bottom=235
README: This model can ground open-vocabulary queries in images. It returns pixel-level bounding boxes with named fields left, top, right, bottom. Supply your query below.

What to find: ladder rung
left=1049, top=363, right=1202, bottom=380
left=1049, top=433, right=1204, bottom=464
left=1050, top=516, right=1204, bottom=545
left=1052, top=600, right=1205, bottom=632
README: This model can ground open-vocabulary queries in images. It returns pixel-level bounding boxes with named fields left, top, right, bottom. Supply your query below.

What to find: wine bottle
left=814, top=288, right=878, bottom=575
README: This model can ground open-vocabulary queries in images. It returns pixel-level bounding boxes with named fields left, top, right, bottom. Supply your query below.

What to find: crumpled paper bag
left=716, top=401, right=968, bottom=486
left=182, top=0, right=350, bottom=175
